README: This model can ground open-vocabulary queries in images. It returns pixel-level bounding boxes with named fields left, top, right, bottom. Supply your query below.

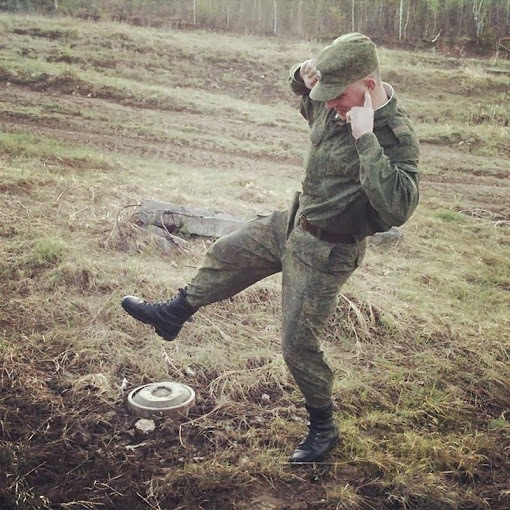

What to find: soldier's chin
left=336, top=110, right=347, bottom=120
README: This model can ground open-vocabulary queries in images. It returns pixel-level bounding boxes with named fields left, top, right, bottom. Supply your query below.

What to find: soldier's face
left=325, top=81, right=366, bottom=120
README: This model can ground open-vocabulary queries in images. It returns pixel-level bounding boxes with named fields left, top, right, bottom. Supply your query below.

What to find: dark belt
left=299, top=214, right=356, bottom=244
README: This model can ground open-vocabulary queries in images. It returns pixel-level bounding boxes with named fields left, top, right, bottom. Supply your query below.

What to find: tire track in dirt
left=419, top=143, right=510, bottom=221
left=2, top=84, right=508, bottom=221
left=0, top=83, right=307, bottom=142
left=0, top=85, right=305, bottom=180
left=0, top=117, right=302, bottom=174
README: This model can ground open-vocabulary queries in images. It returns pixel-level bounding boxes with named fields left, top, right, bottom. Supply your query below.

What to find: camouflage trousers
left=186, top=196, right=366, bottom=408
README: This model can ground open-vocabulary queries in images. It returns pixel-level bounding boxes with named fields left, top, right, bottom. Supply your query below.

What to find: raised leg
left=185, top=210, right=289, bottom=308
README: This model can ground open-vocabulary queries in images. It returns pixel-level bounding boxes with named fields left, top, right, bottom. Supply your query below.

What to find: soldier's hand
left=346, top=88, right=374, bottom=140
left=300, top=59, right=319, bottom=90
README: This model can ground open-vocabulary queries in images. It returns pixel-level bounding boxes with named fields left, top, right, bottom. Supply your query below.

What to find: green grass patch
left=434, top=209, right=465, bottom=222
left=0, top=132, right=114, bottom=170
left=26, top=238, right=67, bottom=268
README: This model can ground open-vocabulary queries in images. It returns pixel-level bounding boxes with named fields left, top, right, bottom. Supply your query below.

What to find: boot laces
left=150, top=288, right=187, bottom=309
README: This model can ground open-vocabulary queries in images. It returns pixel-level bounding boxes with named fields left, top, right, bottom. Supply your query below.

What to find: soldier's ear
left=363, top=77, right=376, bottom=91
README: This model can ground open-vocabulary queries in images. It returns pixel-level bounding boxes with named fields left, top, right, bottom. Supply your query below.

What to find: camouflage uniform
left=185, top=37, right=420, bottom=409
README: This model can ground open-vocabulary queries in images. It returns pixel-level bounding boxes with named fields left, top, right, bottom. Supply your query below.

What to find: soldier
left=121, top=33, right=420, bottom=463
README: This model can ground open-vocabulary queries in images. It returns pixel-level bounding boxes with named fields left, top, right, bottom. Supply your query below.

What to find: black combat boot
left=121, top=287, right=196, bottom=341
left=290, top=403, right=340, bottom=463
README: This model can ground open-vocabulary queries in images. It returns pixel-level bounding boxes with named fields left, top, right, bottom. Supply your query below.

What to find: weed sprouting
left=26, top=238, right=67, bottom=268
left=434, top=209, right=465, bottom=223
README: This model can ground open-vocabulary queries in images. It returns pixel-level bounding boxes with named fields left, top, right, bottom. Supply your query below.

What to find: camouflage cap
left=310, top=32, right=379, bottom=101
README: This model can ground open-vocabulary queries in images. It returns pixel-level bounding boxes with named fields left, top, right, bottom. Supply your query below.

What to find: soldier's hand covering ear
left=346, top=88, right=374, bottom=140
left=300, top=59, right=319, bottom=90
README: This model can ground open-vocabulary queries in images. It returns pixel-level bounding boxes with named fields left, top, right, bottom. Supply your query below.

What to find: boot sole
left=155, top=327, right=177, bottom=341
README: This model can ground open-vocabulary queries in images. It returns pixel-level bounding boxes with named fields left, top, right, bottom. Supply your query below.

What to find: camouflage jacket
left=289, top=63, right=420, bottom=237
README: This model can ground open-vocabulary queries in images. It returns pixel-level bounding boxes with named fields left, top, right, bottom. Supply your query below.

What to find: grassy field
left=0, top=13, right=509, bottom=510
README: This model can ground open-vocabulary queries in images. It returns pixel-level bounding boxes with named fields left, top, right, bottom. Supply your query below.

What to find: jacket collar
left=374, top=82, right=397, bottom=127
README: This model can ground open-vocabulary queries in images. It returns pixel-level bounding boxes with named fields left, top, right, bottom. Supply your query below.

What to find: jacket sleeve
left=289, top=62, right=309, bottom=96
left=289, top=63, right=315, bottom=123
left=355, top=131, right=420, bottom=227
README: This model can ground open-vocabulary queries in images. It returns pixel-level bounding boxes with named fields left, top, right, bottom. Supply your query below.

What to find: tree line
left=2, top=0, right=509, bottom=54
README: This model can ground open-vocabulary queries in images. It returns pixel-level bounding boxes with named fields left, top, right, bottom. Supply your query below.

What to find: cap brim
left=309, top=81, right=346, bottom=101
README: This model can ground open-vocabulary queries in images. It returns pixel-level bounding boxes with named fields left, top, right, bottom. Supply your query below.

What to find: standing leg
left=281, top=225, right=366, bottom=461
